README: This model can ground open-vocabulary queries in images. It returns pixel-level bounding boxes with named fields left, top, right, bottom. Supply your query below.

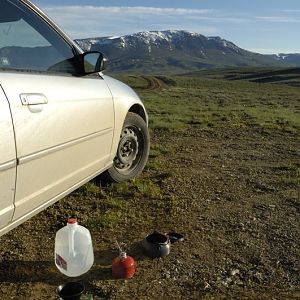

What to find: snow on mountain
left=74, top=30, right=300, bottom=73
left=271, top=53, right=300, bottom=65
left=207, top=36, right=241, bottom=53
left=77, top=30, right=203, bottom=50
left=274, top=53, right=291, bottom=60
left=76, top=30, right=245, bottom=57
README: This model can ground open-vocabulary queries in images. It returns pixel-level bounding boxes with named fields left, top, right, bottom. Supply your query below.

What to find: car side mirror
left=82, top=51, right=107, bottom=75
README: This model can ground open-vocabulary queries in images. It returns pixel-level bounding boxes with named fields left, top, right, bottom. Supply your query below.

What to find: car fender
left=102, top=74, right=148, bottom=162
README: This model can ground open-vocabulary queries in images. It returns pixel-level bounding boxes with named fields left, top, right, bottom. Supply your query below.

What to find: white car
left=0, top=0, right=150, bottom=236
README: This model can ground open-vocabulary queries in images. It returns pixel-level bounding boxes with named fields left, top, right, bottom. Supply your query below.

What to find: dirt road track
left=140, top=76, right=164, bottom=90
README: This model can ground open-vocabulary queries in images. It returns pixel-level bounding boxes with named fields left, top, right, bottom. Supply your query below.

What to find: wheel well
left=129, top=104, right=147, bottom=124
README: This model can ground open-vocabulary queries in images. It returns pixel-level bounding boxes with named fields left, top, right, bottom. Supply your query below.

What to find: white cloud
left=249, top=48, right=299, bottom=54
left=45, top=6, right=214, bottom=16
left=279, top=9, right=300, bottom=13
left=256, top=16, right=300, bottom=23
left=42, top=5, right=245, bottom=38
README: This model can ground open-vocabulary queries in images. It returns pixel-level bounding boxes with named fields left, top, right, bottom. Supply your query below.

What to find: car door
left=0, top=86, right=16, bottom=230
left=0, top=0, right=114, bottom=221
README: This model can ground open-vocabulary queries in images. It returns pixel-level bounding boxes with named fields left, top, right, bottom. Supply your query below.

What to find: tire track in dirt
left=140, top=76, right=164, bottom=90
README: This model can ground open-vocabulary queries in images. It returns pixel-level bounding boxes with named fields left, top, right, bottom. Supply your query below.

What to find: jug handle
left=69, top=227, right=76, bottom=257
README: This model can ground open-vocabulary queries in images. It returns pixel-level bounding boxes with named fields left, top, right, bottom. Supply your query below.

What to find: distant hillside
left=182, top=67, right=300, bottom=88
left=75, top=30, right=300, bottom=73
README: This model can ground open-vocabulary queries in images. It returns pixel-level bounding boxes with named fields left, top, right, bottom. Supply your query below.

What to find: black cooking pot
left=57, top=282, right=85, bottom=300
left=143, top=232, right=171, bottom=258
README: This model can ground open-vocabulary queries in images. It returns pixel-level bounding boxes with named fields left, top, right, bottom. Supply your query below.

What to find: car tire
left=102, top=112, right=150, bottom=183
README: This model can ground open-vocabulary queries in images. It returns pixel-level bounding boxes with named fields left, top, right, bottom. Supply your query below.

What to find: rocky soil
left=0, top=124, right=299, bottom=299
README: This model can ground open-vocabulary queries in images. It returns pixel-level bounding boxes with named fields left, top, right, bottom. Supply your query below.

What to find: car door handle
left=20, top=93, right=48, bottom=106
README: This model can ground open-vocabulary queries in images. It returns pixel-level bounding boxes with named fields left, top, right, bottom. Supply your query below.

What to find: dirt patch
left=0, top=125, right=299, bottom=299
left=140, top=76, right=165, bottom=90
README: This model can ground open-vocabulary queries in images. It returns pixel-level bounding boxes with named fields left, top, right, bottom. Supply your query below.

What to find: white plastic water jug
left=55, top=217, right=94, bottom=277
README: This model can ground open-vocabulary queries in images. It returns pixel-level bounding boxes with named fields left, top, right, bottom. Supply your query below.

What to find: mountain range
left=75, top=30, right=300, bottom=73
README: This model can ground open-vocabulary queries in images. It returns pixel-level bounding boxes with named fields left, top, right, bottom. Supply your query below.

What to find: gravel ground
left=0, top=126, right=299, bottom=299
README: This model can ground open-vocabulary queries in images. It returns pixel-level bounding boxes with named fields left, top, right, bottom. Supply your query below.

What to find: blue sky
left=34, top=0, right=300, bottom=54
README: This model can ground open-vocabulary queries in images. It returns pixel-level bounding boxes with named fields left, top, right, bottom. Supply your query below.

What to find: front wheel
left=103, top=112, right=150, bottom=183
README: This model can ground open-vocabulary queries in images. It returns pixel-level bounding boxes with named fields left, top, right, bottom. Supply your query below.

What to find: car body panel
left=102, top=75, right=148, bottom=162
left=0, top=158, right=108, bottom=237
left=0, top=86, right=17, bottom=229
left=0, top=72, right=114, bottom=221
left=0, top=0, right=148, bottom=236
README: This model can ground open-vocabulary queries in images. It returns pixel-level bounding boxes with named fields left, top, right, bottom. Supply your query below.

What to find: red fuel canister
left=112, top=251, right=135, bottom=279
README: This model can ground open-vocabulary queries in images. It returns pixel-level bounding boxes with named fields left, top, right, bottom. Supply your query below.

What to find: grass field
left=0, top=68, right=299, bottom=299
left=116, top=69, right=300, bottom=133
left=100, top=68, right=300, bottom=229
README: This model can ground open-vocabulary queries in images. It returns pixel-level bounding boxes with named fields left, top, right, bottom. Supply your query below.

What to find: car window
left=0, top=0, right=78, bottom=74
